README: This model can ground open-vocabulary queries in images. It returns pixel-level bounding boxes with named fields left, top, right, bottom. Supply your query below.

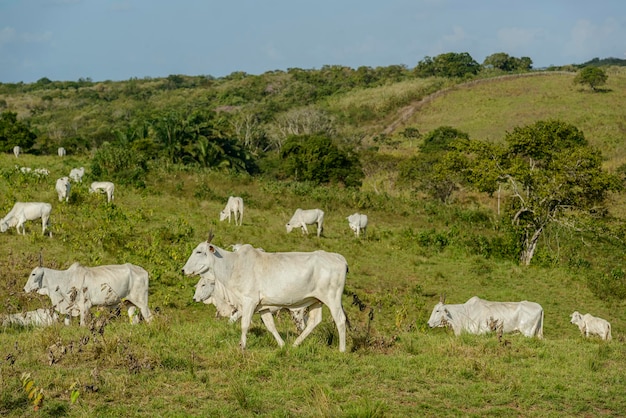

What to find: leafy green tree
left=483, top=53, right=533, bottom=72
left=415, top=52, right=480, bottom=78
left=0, top=111, right=37, bottom=153
left=574, top=67, right=608, bottom=91
left=398, top=126, right=469, bottom=202
left=91, top=142, right=149, bottom=187
left=452, top=120, right=621, bottom=265
left=278, top=135, right=363, bottom=187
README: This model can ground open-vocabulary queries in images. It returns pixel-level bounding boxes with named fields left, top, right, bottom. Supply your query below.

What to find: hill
left=1, top=67, right=626, bottom=416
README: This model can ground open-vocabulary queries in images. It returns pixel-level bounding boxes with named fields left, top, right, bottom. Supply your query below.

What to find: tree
left=398, top=126, right=468, bottom=203
left=0, top=111, right=37, bottom=153
left=452, top=120, right=621, bottom=265
left=574, top=67, right=608, bottom=91
left=483, top=53, right=533, bottom=72
left=415, top=52, right=480, bottom=78
left=279, top=135, right=363, bottom=187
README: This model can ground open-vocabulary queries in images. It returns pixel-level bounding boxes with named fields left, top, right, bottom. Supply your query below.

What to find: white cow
left=0, top=202, right=52, bottom=235
left=13, top=146, right=21, bottom=158
left=55, top=177, right=71, bottom=202
left=90, top=181, right=115, bottom=202
left=69, top=167, right=85, bottom=183
left=182, top=238, right=347, bottom=351
left=57, top=147, right=66, bottom=157
left=347, top=213, right=368, bottom=237
left=23, top=262, right=152, bottom=326
left=286, top=208, right=324, bottom=238
left=1, top=308, right=59, bottom=327
left=570, top=311, right=612, bottom=341
left=193, top=274, right=308, bottom=332
left=428, top=296, right=544, bottom=338
left=33, top=168, right=49, bottom=177
left=219, top=196, right=244, bottom=226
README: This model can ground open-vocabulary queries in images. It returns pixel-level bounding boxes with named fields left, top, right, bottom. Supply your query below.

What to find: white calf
left=571, top=311, right=612, bottom=341
left=90, top=181, right=115, bottom=202
left=56, top=177, right=71, bottom=202
left=0, top=202, right=52, bottom=235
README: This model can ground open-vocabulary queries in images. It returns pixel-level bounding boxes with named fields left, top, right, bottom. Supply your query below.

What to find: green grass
left=1, top=152, right=626, bottom=416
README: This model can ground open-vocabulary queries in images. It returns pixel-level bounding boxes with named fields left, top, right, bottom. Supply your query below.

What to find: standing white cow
left=13, top=146, right=21, bottom=158
left=347, top=213, right=368, bottom=237
left=182, top=237, right=348, bottom=351
left=55, top=177, right=71, bottom=202
left=570, top=311, right=612, bottom=341
left=193, top=274, right=309, bottom=332
left=90, top=181, right=115, bottom=202
left=69, top=167, right=85, bottom=183
left=428, top=296, right=544, bottom=338
left=57, top=147, right=66, bottom=157
left=23, top=262, right=152, bottom=326
left=1, top=308, right=59, bottom=327
left=0, top=202, right=52, bottom=235
left=286, top=208, right=324, bottom=238
left=219, top=196, right=244, bottom=226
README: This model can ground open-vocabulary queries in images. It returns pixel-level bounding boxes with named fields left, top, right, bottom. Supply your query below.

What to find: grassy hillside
left=1, top=151, right=626, bottom=416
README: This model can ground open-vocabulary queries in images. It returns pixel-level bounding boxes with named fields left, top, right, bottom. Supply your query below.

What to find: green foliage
left=574, top=67, right=608, bottom=91
left=278, top=135, right=364, bottom=187
left=0, top=111, right=37, bottom=153
left=90, top=143, right=149, bottom=186
left=483, top=52, right=533, bottom=71
left=20, top=373, right=44, bottom=411
left=397, top=126, right=469, bottom=202
left=454, top=119, right=622, bottom=265
left=415, top=52, right=480, bottom=78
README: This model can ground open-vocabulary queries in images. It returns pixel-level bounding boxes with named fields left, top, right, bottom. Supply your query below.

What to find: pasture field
left=1, top=154, right=626, bottom=417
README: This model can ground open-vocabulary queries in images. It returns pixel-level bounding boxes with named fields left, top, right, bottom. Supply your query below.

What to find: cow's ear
left=208, top=244, right=216, bottom=254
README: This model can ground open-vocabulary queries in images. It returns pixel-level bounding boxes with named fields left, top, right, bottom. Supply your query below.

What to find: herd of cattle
left=0, top=155, right=614, bottom=350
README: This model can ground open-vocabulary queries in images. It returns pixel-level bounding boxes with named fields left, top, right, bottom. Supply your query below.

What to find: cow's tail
left=607, top=323, right=612, bottom=341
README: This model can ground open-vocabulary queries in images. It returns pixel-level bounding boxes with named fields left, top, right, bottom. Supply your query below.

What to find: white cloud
left=565, top=18, right=621, bottom=59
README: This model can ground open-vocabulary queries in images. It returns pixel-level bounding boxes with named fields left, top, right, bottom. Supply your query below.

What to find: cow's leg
left=260, top=310, right=285, bottom=347
left=238, top=301, right=257, bottom=350
left=127, top=306, right=139, bottom=324
left=293, top=303, right=323, bottom=347
left=327, top=303, right=347, bottom=352
left=64, top=315, right=71, bottom=326
left=139, top=304, right=152, bottom=323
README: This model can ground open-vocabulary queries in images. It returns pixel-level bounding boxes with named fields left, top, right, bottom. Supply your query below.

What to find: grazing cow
left=219, top=196, right=244, bottom=226
left=0, top=202, right=52, bottom=235
left=182, top=237, right=347, bottom=351
left=58, top=147, right=66, bottom=157
left=69, top=167, right=85, bottom=183
left=286, top=208, right=324, bottom=238
left=1, top=308, right=59, bottom=327
left=570, top=311, right=612, bottom=341
left=89, top=181, right=115, bottom=202
left=347, top=213, right=368, bottom=237
left=23, top=262, right=152, bottom=326
left=428, top=296, right=544, bottom=338
left=13, top=146, right=21, bottom=158
left=193, top=274, right=308, bottom=332
left=55, top=177, right=71, bottom=202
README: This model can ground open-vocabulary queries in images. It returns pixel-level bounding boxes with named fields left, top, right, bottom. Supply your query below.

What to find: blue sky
left=1, top=0, right=625, bottom=83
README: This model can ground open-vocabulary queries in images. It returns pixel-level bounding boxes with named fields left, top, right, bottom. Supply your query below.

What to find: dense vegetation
left=2, top=53, right=626, bottom=416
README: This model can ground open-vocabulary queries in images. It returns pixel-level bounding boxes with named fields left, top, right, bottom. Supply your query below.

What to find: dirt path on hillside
left=381, top=71, right=573, bottom=136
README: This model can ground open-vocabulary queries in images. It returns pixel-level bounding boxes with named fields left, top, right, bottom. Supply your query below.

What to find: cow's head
left=193, top=276, right=216, bottom=302
left=219, top=210, right=228, bottom=221
left=427, top=301, right=452, bottom=329
left=570, top=311, right=583, bottom=324
left=182, top=232, right=223, bottom=277
left=0, top=220, right=7, bottom=233
left=24, top=267, right=45, bottom=293
left=285, top=223, right=294, bottom=233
